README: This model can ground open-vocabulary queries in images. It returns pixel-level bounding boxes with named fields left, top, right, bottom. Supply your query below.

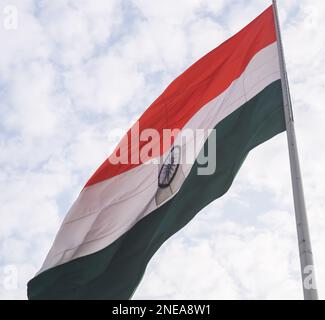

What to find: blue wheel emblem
left=158, top=146, right=181, bottom=188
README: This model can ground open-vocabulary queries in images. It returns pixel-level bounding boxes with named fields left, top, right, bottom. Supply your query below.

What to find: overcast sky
left=0, top=0, right=324, bottom=300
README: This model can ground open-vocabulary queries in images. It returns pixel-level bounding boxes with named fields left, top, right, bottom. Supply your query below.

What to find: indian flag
left=28, top=5, right=285, bottom=299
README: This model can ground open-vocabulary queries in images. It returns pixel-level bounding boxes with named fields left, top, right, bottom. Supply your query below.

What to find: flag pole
left=272, top=0, right=318, bottom=300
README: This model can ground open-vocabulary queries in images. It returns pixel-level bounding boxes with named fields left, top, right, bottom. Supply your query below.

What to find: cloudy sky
left=0, top=0, right=324, bottom=300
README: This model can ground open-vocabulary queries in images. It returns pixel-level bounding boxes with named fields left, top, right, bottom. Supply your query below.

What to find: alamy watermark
left=1, top=265, right=18, bottom=290
left=303, top=265, right=317, bottom=291
left=2, top=5, right=18, bottom=30
left=106, top=124, right=218, bottom=176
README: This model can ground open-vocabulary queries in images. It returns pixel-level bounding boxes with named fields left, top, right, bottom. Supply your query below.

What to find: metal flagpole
left=272, top=0, right=318, bottom=300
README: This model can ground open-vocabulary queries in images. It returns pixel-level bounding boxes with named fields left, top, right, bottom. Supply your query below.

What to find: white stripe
left=39, top=42, right=281, bottom=273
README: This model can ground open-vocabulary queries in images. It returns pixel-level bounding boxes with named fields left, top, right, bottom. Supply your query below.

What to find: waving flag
left=28, top=5, right=285, bottom=299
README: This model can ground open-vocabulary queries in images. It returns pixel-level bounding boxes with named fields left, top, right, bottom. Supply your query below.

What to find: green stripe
left=28, top=80, right=285, bottom=300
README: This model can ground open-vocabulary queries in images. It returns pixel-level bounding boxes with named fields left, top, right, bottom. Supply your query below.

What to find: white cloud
left=4, top=61, right=59, bottom=137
